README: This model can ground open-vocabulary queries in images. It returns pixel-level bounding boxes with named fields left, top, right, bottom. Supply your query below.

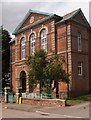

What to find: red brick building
left=10, top=8, right=91, bottom=97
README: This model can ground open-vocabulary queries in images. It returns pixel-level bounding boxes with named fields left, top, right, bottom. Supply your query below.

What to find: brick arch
left=18, top=69, right=28, bottom=79
left=28, top=30, right=37, bottom=41
left=38, top=25, right=48, bottom=37
left=19, top=34, right=26, bottom=44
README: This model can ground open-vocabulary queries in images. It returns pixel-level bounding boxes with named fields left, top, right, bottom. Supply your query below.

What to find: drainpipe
left=65, top=21, right=68, bottom=74
left=10, top=44, right=12, bottom=91
left=65, top=20, right=70, bottom=99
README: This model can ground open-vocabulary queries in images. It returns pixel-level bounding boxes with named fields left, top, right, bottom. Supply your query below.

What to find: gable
left=71, top=10, right=90, bottom=27
left=19, top=13, right=49, bottom=30
left=13, top=9, right=54, bottom=35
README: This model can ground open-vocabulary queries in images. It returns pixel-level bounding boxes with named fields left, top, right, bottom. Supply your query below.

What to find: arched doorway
left=20, top=71, right=26, bottom=92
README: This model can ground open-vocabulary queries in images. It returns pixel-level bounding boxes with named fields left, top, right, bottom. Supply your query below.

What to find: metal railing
left=21, top=92, right=67, bottom=99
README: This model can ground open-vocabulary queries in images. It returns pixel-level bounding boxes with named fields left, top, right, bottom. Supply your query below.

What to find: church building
left=10, top=8, right=91, bottom=97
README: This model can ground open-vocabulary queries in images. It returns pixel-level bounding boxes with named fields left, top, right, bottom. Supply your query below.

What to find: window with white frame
left=30, top=33, right=35, bottom=54
left=40, top=29, right=47, bottom=52
left=20, top=37, right=25, bottom=59
left=78, top=33, right=82, bottom=51
left=78, top=62, right=83, bottom=76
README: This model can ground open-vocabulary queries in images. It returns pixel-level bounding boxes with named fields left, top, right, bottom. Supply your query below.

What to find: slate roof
left=57, top=8, right=90, bottom=27
left=55, top=8, right=81, bottom=25
left=60, top=8, right=80, bottom=22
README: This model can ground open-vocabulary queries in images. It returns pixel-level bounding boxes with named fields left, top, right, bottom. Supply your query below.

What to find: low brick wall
left=21, top=98, right=66, bottom=107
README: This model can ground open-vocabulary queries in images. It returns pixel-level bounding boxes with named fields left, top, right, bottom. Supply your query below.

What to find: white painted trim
left=57, top=50, right=71, bottom=54
left=19, top=34, right=26, bottom=44
left=38, top=25, right=48, bottom=37
left=28, top=30, right=37, bottom=41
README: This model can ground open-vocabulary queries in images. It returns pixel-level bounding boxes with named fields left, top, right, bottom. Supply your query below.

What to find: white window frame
left=78, top=33, right=82, bottom=51
left=30, top=33, right=35, bottom=54
left=40, top=29, right=47, bottom=52
left=21, top=37, right=25, bottom=60
left=78, top=62, right=83, bottom=76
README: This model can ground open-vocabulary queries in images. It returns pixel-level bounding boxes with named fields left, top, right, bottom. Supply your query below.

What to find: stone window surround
left=18, top=26, right=48, bottom=58
left=78, top=62, right=83, bottom=76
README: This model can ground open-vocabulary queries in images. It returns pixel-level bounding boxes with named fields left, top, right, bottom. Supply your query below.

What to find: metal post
left=4, top=87, right=8, bottom=103
left=16, top=87, right=19, bottom=104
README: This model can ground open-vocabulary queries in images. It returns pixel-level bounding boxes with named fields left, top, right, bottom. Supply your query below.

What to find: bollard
left=4, top=87, right=8, bottom=103
left=16, top=87, right=19, bottom=104
left=19, top=97, right=22, bottom=104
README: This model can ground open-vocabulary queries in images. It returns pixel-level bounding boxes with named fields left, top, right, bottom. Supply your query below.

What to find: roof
left=57, top=8, right=90, bottom=27
left=57, top=8, right=81, bottom=24
left=12, top=8, right=90, bottom=36
left=29, top=9, right=54, bottom=16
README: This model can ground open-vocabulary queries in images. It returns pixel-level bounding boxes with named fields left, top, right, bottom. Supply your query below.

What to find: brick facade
left=10, top=9, right=91, bottom=97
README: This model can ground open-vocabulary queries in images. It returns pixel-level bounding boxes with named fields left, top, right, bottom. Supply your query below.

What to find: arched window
left=40, top=29, right=47, bottom=52
left=30, top=33, right=35, bottom=54
left=20, top=37, right=25, bottom=59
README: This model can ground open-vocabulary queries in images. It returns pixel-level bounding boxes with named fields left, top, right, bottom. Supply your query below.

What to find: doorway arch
left=20, top=71, right=26, bottom=92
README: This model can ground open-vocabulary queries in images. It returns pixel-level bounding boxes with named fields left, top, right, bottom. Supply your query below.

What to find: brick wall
left=21, top=98, right=66, bottom=107
left=71, top=22, right=89, bottom=96
left=89, top=29, right=91, bottom=92
left=10, top=10, right=90, bottom=97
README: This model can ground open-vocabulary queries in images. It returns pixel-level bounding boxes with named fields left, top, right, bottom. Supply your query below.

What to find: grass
left=67, top=94, right=91, bottom=106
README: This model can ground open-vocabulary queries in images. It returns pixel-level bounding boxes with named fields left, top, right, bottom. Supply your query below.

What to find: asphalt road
left=1, top=102, right=90, bottom=119
left=2, top=108, right=69, bottom=118
left=0, top=103, right=2, bottom=120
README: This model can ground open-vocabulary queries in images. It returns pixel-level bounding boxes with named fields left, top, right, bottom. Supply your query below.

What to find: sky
left=1, top=0, right=91, bottom=38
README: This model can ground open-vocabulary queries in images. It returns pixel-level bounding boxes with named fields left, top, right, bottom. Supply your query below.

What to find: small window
left=40, top=29, right=47, bottom=52
left=78, top=33, right=82, bottom=51
left=30, top=33, right=35, bottom=54
left=20, top=37, right=25, bottom=59
left=78, top=62, right=82, bottom=76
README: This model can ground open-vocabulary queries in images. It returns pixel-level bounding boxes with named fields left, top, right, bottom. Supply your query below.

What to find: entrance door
left=20, top=71, right=26, bottom=92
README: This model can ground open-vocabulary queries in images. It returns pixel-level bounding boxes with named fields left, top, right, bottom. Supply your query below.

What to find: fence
left=21, top=91, right=67, bottom=99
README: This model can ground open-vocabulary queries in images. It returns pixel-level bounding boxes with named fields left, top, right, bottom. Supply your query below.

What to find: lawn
left=67, top=94, right=91, bottom=106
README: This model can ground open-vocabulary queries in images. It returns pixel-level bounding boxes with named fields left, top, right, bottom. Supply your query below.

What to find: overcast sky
left=1, top=0, right=91, bottom=38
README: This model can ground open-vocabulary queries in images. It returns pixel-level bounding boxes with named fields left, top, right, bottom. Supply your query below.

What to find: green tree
left=25, top=49, right=47, bottom=93
left=45, top=54, right=69, bottom=98
left=2, top=27, right=11, bottom=90
left=26, top=50, right=69, bottom=98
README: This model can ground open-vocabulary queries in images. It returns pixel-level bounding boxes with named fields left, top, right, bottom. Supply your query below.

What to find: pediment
left=13, top=10, right=54, bottom=35
left=19, top=13, right=49, bottom=30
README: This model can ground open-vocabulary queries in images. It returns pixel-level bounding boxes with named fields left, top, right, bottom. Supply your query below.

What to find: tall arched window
left=20, top=37, right=25, bottom=59
left=40, top=29, right=47, bottom=52
left=30, top=33, right=35, bottom=54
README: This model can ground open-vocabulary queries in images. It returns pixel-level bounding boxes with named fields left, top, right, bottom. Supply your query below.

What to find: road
left=0, top=103, right=2, bottom=120
left=2, top=108, right=69, bottom=118
left=1, top=102, right=90, bottom=119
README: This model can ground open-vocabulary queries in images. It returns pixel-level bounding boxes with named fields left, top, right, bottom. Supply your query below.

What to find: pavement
left=2, top=101, right=90, bottom=119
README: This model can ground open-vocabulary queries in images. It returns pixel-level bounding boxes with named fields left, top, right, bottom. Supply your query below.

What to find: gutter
left=65, top=20, right=68, bottom=73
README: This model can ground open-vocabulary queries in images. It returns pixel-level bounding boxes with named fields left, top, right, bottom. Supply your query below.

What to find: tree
left=45, top=54, right=69, bottom=98
left=25, top=49, right=47, bottom=93
left=2, top=27, right=11, bottom=90
left=26, top=50, right=69, bottom=98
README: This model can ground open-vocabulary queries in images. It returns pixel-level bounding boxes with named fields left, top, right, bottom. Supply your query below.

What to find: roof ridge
left=62, top=8, right=81, bottom=17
